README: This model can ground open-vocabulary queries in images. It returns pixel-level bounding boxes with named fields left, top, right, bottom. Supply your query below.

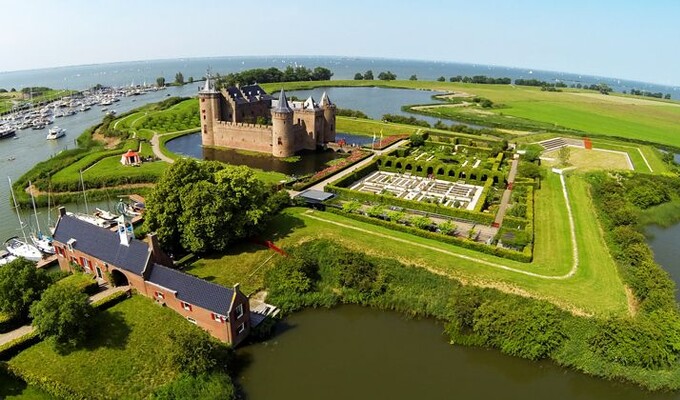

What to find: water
left=237, top=305, right=674, bottom=400
left=0, top=85, right=196, bottom=242
left=1, top=56, right=677, bottom=99
left=287, top=86, right=454, bottom=126
left=647, top=223, right=680, bottom=301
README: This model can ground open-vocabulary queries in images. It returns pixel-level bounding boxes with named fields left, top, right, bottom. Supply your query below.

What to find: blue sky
left=1, top=0, right=679, bottom=85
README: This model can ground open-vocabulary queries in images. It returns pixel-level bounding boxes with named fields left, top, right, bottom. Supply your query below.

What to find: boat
left=0, top=250, right=17, bottom=266
left=67, top=171, right=116, bottom=229
left=28, top=180, right=55, bottom=255
left=46, top=126, right=66, bottom=140
left=94, top=207, right=120, bottom=221
left=0, top=125, right=16, bottom=139
left=5, top=177, right=42, bottom=262
left=105, top=110, right=117, bottom=116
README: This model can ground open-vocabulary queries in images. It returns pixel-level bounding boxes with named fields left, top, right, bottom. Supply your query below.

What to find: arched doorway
left=110, top=269, right=129, bottom=287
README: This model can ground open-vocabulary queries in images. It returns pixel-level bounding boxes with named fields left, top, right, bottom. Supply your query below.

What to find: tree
left=438, top=220, right=457, bottom=235
left=336, top=251, right=380, bottom=294
left=409, top=132, right=425, bottom=147
left=363, top=70, right=374, bottom=80
left=175, top=72, right=184, bottom=85
left=156, top=77, right=166, bottom=87
left=665, top=94, right=672, bottom=100
left=0, top=258, right=51, bottom=318
left=377, top=71, right=397, bottom=81
left=311, top=67, right=333, bottom=81
left=437, top=76, right=446, bottom=82
left=354, top=73, right=364, bottom=80
left=168, top=327, right=227, bottom=375
left=409, top=74, right=418, bottom=81
left=518, top=162, right=543, bottom=179
left=30, top=283, right=94, bottom=348
left=144, top=159, right=284, bottom=253
left=188, top=76, right=194, bottom=84
left=557, top=146, right=571, bottom=166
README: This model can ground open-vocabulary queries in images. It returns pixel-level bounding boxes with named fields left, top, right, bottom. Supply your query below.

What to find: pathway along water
left=236, top=305, right=677, bottom=400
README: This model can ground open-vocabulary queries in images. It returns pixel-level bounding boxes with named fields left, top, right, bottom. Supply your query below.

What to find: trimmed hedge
left=327, top=208, right=531, bottom=262
left=91, top=290, right=130, bottom=310
left=0, top=330, right=39, bottom=361
left=7, top=361, right=87, bottom=400
left=328, top=185, right=496, bottom=225
left=57, top=273, right=100, bottom=295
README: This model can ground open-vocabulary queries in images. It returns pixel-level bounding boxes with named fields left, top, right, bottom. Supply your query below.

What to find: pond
left=236, top=305, right=674, bottom=400
left=288, top=86, right=471, bottom=127
left=647, top=222, right=680, bottom=301
left=166, top=131, right=377, bottom=176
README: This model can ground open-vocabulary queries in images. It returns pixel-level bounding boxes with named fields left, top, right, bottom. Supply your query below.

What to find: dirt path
left=151, top=133, right=174, bottom=163
left=493, top=158, right=519, bottom=227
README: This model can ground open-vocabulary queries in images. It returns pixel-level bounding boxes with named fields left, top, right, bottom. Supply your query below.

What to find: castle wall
left=211, top=121, right=273, bottom=154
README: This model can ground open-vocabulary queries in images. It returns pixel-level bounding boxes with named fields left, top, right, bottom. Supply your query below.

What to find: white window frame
left=155, top=291, right=165, bottom=300
left=237, top=322, right=245, bottom=334
left=187, top=317, right=197, bottom=325
left=182, top=302, right=192, bottom=311
left=235, top=303, right=244, bottom=319
left=67, top=238, right=76, bottom=252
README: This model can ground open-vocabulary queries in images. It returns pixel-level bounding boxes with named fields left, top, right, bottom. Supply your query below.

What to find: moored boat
left=46, top=126, right=66, bottom=140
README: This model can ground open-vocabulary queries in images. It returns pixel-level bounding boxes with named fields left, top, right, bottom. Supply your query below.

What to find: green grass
left=337, top=116, right=496, bottom=142
left=8, top=296, right=189, bottom=399
left=83, top=156, right=168, bottom=180
left=195, top=171, right=627, bottom=316
left=263, top=80, right=680, bottom=148
left=640, top=199, right=680, bottom=227
left=0, top=370, right=51, bottom=400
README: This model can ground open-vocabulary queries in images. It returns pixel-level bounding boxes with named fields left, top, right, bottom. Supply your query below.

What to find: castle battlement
left=199, top=78, right=336, bottom=158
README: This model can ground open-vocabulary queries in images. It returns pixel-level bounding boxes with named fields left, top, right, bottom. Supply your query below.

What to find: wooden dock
left=36, top=254, right=58, bottom=269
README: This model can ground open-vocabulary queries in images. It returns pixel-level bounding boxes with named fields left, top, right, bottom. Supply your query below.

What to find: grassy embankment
left=6, top=296, right=233, bottom=399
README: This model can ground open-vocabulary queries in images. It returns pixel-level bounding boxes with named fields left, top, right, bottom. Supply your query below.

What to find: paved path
left=493, top=157, right=519, bottom=227
left=151, top=133, right=174, bottom=163
left=307, top=140, right=407, bottom=192
left=0, top=285, right=130, bottom=347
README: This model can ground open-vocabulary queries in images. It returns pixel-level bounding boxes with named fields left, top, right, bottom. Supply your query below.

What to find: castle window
left=278, top=137, right=282, bottom=145
left=297, top=118, right=301, bottom=124
left=203, top=124, right=207, bottom=133
left=331, top=124, right=334, bottom=131
left=201, top=98, right=205, bottom=102
left=203, top=115, right=206, bottom=120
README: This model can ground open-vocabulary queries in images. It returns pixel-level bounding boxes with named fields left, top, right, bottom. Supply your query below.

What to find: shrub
left=151, top=373, right=235, bottom=400
left=168, top=327, right=229, bottom=376
left=30, top=284, right=94, bottom=349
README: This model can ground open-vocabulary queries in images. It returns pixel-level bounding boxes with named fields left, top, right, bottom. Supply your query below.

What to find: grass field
left=188, top=170, right=627, bottom=316
left=543, top=147, right=632, bottom=171
left=8, top=296, right=189, bottom=399
left=264, top=80, right=680, bottom=148
left=0, top=370, right=51, bottom=400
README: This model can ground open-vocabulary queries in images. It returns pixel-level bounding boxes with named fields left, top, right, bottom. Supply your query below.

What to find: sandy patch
left=542, top=147, right=633, bottom=171
left=437, top=91, right=473, bottom=99
left=412, top=102, right=470, bottom=111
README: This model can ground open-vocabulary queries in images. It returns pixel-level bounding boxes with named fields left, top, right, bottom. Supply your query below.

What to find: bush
left=168, top=327, right=229, bottom=376
left=151, top=373, right=235, bottom=400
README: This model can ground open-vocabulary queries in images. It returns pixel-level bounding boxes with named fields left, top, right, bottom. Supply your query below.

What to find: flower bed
left=364, top=134, right=408, bottom=150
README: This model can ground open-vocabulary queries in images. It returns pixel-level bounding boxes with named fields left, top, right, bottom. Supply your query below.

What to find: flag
left=380, top=129, right=383, bottom=142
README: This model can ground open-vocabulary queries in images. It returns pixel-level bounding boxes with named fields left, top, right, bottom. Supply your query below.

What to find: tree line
left=626, top=88, right=672, bottom=100
left=215, top=66, right=333, bottom=88
left=450, top=75, right=512, bottom=84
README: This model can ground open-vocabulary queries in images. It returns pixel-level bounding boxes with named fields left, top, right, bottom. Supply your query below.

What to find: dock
left=36, top=254, right=58, bottom=269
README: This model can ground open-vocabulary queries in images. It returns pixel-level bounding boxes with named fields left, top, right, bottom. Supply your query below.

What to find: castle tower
left=320, top=91, right=336, bottom=143
left=271, top=89, right=294, bottom=157
left=198, top=75, right=220, bottom=147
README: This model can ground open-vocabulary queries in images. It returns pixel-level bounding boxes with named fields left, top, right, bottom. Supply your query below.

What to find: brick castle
left=198, top=76, right=337, bottom=157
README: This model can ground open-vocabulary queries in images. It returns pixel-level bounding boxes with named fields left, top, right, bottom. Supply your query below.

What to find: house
left=120, top=149, right=141, bottom=166
left=51, top=207, right=251, bottom=345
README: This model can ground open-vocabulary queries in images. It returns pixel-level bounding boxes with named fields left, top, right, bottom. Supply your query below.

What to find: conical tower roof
left=320, top=91, right=332, bottom=106
left=273, top=89, right=292, bottom=113
left=200, top=74, right=217, bottom=94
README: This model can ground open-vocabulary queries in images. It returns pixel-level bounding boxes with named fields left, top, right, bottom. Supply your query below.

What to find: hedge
left=474, top=179, right=494, bottom=213
left=327, top=208, right=531, bottom=262
left=375, top=155, right=504, bottom=186
left=91, top=290, right=130, bottom=310
left=0, top=330, right=39, bottom=361
left=327, top=160, right=379, bottom=188
left=328, top=185, right=496, bottom=225
left=289, top=150, right=373, bottom=191
left=57, top=273, right=100, bottom=295
left=6, top=361, right=87, bottom=400
left=0, top=312, right=24, bottom=334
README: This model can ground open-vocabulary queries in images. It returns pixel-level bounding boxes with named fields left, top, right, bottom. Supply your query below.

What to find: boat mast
left=28, top=180, right=42, bottom=235
left=8, top=177, right=30, bottom=244
left=46, top=177, right=52, bottom=229
left=80, top=169, right=89, bottom=214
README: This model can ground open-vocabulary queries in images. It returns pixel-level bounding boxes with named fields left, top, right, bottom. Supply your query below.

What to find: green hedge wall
left=327, top=208, right=531, bottom=262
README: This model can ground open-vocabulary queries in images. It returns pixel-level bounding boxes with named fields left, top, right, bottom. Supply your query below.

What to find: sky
left=1, top=0, right=679, bottom=86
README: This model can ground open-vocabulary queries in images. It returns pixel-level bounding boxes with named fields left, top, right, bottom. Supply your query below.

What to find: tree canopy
left=30, top=283, right=94, bottom=348
left=143, top=159, right=287, bottom=254
left=0, top=258, right=51, bottom=318
left=175, top=72, right=184, bottom=85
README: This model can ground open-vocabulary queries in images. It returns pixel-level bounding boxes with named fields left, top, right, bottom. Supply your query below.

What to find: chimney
left=147, top=233, right=173, bottom=267
left=59, top=206, right=66, bottom=218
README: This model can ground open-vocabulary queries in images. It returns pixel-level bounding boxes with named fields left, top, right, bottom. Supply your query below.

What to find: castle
left=198, top=77, right=337, bottom=157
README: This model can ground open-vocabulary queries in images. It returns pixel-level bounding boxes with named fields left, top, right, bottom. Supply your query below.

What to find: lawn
left=266, top=80, right=680, bottom=148
left=193, top=170, right=627, bottom=317
left=337, top=116, right=492, bottom=142
left=8, top=296, right=189, bottom=399
left=542, top=147, right=632, bottom=171
left=83, top=156, right=168, bottom=181
left=0, top=370, right=51, bottom=400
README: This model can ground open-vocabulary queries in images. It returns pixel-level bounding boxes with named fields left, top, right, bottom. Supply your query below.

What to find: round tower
left=271, top=89, right=294, bottom=157
left=198, top=75, right=220, bottom=147
left=320, top=91, right=336, bottom=143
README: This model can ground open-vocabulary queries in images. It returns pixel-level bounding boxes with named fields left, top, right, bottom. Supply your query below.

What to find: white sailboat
left=5, top=177, right=42, bottom=262
left=0, top=250, right=17, bottom=266
left=69, top=171, right=117, bottom=229
left=28, top=180, right=55, bottom=254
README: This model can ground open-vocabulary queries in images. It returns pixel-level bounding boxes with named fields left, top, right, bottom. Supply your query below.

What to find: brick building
left=51, top=208, right=251, bottom=346
left=199, top=76, right=337, bottom=157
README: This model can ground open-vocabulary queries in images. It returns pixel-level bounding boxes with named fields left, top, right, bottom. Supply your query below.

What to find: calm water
left=237, top=305, right=676, bottom=400
left=647, top=223, right=680, bottom=301
left=0, top=85, right=196, bottom=242
left=1, top=56, right=677, bottom=99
